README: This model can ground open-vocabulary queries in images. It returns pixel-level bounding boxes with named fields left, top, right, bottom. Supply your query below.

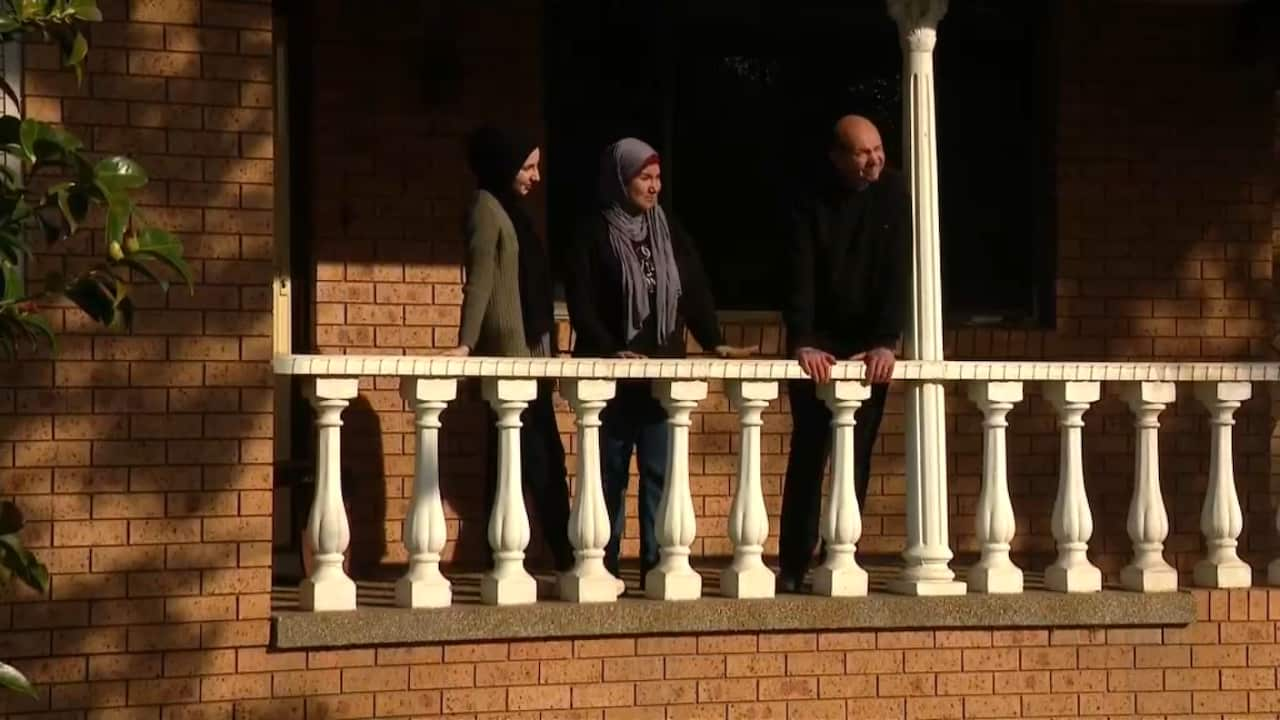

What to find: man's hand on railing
left=715, top=344, right=758, bottom=359
left=440, top=345, right=471, bottom=357
left=852, top=347, right=895, bottom=385
left=795, top=346, right=837, bottom=383
left=615, top=350, right=646, bottom=359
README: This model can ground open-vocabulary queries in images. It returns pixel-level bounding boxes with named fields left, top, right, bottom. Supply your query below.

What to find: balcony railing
left=273, top=355, right=1280, bottom=611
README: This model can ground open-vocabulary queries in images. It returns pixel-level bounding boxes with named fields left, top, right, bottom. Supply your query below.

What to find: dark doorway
left=545, top=0, right=1056, bottom=326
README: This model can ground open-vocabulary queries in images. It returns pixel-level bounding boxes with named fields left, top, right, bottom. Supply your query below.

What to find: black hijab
left=466, top=127, right=554, bottom=348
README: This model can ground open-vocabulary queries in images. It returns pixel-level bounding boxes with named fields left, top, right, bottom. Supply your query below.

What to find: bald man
left=778, top=115, right=911, bottom=593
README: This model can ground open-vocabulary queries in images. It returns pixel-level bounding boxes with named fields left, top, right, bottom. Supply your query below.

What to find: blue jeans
left=600, top=385, right=668, bottom=581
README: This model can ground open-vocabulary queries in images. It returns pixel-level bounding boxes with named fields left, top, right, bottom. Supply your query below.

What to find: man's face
left=830, top=129, right=885, bottom=188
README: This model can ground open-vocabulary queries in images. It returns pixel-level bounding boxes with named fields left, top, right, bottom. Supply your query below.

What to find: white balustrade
left=1194, top=382, right=1253, bottom=588
left=1044, top=381, right=1102, bottom=593
left=301, top=377, right=360, bottom=611
left=813, top=380, right=872, bottom=597
left=481, top=378, right=538, bottom=606
left=560, top=379, right=621, bottom=603
left=722, top=381, right=778, bottom=599
left=396, top=378, right=457, bottom=608
left=1119, top=382, right=1177, bottom=593
left=967, top=381, right=1023, bottom=594
left=647, top=380, right=707, bottom=601
left=273, top=358, right=1280, bottom=610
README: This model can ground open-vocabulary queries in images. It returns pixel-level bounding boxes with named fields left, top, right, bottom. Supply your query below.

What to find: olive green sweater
left=458, top=191, right=529, bottom=357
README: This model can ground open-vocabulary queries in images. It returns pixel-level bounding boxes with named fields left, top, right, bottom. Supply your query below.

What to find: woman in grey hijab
left=566, top=137, right=752, bottom=591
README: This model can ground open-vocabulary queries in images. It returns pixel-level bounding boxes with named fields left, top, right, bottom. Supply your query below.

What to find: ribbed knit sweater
left=458, top=190, right=529, bottom=357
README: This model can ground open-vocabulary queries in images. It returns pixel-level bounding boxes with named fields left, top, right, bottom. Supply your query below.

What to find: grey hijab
left=599, top=138, right=682, bottom=346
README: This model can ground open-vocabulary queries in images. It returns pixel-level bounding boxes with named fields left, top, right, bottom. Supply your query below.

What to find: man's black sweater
left=785, top=168, right=912, bottom=357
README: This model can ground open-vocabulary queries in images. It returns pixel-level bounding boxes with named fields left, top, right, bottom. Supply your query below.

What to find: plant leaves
left=0, top=660, right=35, bottom=697
left=120, top=257, right=168, bottom=292
left=94, top=156, right=147, bottom=192
left=20, top=312, right=55, bottom=354
left=133, top=228, right=192, bottom=290
left=0, top=532, right=50, bottom=592
left=68, top=0, right=101, bottom=22
left=104, top=195, right=130, bottom=245
left=64, top=274, right=115, bottom=325
left=63, top=31, right=87, bottom=69
left=1, top=258, right=23, bottom=301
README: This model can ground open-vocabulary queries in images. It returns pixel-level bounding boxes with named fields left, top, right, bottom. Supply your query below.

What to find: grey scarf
left=599, top=137, right=682, bottom=345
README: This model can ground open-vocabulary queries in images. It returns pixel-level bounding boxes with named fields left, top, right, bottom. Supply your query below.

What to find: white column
left=560, top=379, right=621, bottom=603
left=480, top=378, right=538, bottom=606
left=300, top=377, right=360, bottom=611
left=1044, top=381, right=1102, bottom=593
left=395, top=378, right=456, bottom=608
left=647, top=380, right=707, bottom=601
left=967, top=381, right=1024, bottom=594
left=721, top=381, right=778, bottom=599
left=886, top=0, right=963, bottom=598
left=813, top=380, right=873, bottom=597
left=1120, top=382, right=1178, bottom=593
left=1194, top=382, right=1253, bottom=588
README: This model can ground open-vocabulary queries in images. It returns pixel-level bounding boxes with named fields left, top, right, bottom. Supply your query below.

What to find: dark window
left=546, top=0, right=1056, bottom=327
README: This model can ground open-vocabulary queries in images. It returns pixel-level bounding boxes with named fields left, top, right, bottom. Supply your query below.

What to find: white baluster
left=722, top=381, right=778, bottom=599
left=396, top=378, right=456, bottom=608
left=1044, top=381, right=1102, bottom=593
left=967, top=381, right=1024, bottom=594
left=1120, top=382, right=1178, bottom=593
left=481, top=378, right=538, bottom=606
left=1194, top=382, right=1253, bottom=589
left=813, top=380, right=873, bottom=597
left=886, top=0, right=964, bottom=598
left=647, top=380, right=707, bottom=601
left=301, top=377, right=360, bottom=611
left=560, top=379, right=621, bottom=603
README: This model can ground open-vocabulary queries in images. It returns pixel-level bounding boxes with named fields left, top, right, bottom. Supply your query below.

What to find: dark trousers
left=778, top=379, right=889, bottom=582
left=600, top=384, right=668, bottom=582
left=484, top=380, right=574, bottom=572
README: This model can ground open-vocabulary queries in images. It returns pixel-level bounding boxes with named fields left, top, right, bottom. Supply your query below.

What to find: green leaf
left=68, top=0, right=100, bottom=21
left=0, top=15, right=21, bottom=34
left=132, top=227, right=192, bottom=291
left=0, top=533, right=50, bottom=592
left=120, top=258, right=168, bottom=292
left=19, top=312, right=55, bottom=354
left=53, top=185, right=87, bottom=234
left=94, top=156, right=147, bottom=192
left=1, top=259, right=23, bottom=301
left=0, top=661, right=35, bottom=697
left=63, top=31, right=87, bottom=67
left=17, top=117, right=39, bottom=163
left=64, top=275, right=115, bottom=325
left=0, top=227, right=31, bottom=265
left=104, top=196, right=130, bottom=245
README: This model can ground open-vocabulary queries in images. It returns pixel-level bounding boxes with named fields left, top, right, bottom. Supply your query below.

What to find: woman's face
left=625, top=161, right=661, bottom=212
left=511, top=147, right=541, bottom=196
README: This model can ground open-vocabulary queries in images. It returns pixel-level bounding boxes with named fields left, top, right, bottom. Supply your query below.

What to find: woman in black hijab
left=450, top=126, right=573, bottom=578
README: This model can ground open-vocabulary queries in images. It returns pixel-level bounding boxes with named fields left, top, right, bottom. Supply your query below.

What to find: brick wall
left=0, top=0, right=277, bottom=711
left=6, top=589, right=1280, bottom=718
left=299, top=0, right=1278, bottom=576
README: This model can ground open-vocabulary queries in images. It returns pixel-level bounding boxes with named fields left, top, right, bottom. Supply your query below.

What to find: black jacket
left=785, top=168, right=912, bottom=357
left=567, top=213, right=724, bottom=358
